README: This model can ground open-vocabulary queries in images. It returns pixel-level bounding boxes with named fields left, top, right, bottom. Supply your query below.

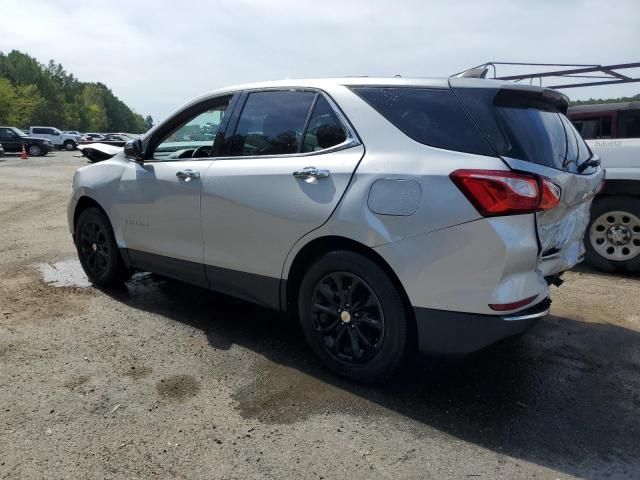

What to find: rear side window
left=229, top=90, right=316, bottom=156
left=32, top=128, right=48, bottom=134
left=352, top=87, right=495, bottom=156
left=302, top=96, right=347, bottom=152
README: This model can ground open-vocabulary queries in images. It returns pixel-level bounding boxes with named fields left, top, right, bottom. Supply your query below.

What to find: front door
left=0, top=127, right=23, bottom=152
left=201, top=90, right=364, bottom=308
left=115, top=98, right=232, bottom=286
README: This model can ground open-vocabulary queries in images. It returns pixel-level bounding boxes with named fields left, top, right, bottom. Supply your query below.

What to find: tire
left=298, top=250, right=410, bottom=383
left=64, top=140, right=76, bottom=151
left=584, top=195, right=640, bottom=273
left=28, top=144, right=42, bottom=156
left=75, top=207, right=131, bottom=287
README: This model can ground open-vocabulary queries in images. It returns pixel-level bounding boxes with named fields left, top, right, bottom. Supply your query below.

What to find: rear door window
left=229, top=90, right=316, bottom=156
left=351, top=87, right=495, bottom=156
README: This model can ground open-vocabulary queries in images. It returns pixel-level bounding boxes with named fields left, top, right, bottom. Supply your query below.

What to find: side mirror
left=124, top=139, right=144, bottom=162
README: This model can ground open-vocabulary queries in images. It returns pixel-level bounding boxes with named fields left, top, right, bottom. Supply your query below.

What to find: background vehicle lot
left=1, top=151, right=639, bottom=479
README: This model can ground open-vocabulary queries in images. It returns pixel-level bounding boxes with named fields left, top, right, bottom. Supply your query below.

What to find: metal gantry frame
left=451, top=62, right=640, bottom=89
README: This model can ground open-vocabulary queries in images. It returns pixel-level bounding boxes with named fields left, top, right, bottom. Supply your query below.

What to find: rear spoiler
left=493, top=86, right=569, bottom=114
left=448, top=78, right=569, bottom=114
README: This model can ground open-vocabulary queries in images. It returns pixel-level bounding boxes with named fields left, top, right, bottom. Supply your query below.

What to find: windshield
left=453, top=86, right=595, bottom=174
left=495, top=107, right=592, bottom=171
left=10, top=127, right=26, bottom=137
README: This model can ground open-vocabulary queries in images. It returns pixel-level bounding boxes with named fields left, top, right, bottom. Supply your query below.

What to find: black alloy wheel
left=311, top=272, right=385, bottom=364
left=298, top=250, right=410, bottom=383
left=75, top=207, right=130, bottom=287
left=78, top=220, right=110, bottom=278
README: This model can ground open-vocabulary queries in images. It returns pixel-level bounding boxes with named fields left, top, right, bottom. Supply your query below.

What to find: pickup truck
left=568, top=101, right=640, bottom=272
left=29, top=126, right=81, bottom=151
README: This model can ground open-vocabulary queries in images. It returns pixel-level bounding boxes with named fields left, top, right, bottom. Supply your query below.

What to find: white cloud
left=1, top=0, right=639, bottom=121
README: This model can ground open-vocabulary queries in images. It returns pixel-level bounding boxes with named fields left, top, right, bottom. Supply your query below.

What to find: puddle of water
left=37, top=259, right=91, bottom=288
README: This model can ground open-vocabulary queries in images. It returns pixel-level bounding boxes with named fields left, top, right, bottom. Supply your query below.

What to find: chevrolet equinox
left=68, top=77, right=604, bottom=382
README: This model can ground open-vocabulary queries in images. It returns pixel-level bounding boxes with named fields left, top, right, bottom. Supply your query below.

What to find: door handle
left=176, top=169, right=201, bottom=181
left=292, top=166, right=330, bottom=182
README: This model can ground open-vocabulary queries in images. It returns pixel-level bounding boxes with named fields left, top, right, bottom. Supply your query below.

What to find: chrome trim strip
left=502, top=307, right=550, bottom=322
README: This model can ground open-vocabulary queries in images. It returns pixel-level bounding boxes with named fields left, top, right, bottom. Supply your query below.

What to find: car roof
left=197, top=76, right=528, bottom=96
left=172, top=76, right=538, bottom=114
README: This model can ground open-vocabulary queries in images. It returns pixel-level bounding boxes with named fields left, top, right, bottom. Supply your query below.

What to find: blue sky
left=2, top=0, right=639, bottom=121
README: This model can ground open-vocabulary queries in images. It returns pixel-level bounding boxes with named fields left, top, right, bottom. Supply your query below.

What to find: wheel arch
left=283, top=235, right=417, bottom=346
left=73, top=196, right=109, bottom=234
left=599, top=179, right=640, bottom=198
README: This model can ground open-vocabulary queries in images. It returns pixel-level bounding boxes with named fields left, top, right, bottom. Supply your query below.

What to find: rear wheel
left=75, top=207, right=130, bottom=287
left=298, top=250, right=410, bottom=383
left=585, top=196, right=640, bottom=273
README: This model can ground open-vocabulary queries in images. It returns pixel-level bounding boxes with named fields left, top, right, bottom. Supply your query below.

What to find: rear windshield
left=352, top=87, right=495, bottom=157
left=453, top=86, right=594, bottom=174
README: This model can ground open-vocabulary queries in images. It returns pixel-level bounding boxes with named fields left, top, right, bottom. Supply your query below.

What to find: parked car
left=65, top=130, right=81, bottom=137
left=0, top=143, right=5, bottom=157
left=81, top=133, right=105, bottom=142
left=77, top=143, right=123, bottom=163
left=0, top=126, right=52, bottom=156
left=29, top=126, right=81, bottom=151
left=68, top=78, right=603, bottom=383
left=568, top=102, right=640, bottom=272
left=79, top=133, right=133, bottom=147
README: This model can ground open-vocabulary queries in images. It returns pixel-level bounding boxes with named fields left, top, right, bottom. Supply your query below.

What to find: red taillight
left=450, top=169, right=560, bottom=217
left=489, top=295, right=538, bottom=312
left=538, top=177, right=561, bottom=210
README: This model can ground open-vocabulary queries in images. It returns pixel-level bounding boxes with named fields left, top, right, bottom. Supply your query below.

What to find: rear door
left=452, top=83, right=604, bottom=276
left=200, top=89, right=363, bottom=308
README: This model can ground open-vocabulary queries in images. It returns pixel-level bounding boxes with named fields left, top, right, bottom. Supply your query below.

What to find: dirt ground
left=1, top=150, right=639, bottom=479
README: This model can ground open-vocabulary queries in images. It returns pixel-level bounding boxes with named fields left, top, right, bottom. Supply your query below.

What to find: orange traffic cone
left=20, top=144, right=28, bottom=160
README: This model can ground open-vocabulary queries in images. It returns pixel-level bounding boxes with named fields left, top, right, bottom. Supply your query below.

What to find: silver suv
left=68, top=77, right=603, bottom=382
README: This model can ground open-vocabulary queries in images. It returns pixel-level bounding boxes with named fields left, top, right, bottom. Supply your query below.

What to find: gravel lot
left=1, top=151, right=639, bottom=479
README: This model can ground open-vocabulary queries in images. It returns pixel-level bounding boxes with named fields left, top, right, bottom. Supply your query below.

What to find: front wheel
left=75, top=207, right=130, bottom=287
left=298, top=250, right=410, bottom=383
left=585, top=195, right=640, bottom=273
left=64, top=140, right=76, bottom=151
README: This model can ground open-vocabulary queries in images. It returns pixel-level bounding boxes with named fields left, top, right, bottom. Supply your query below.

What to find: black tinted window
left=33, top=128, right=46, bottom=134
left=618, top=110, right=640, bottom=138
left=572, top=116, right=613, bottom=139
left=0, top=128, right=15, bottom=140
left=352, top=87, right=495, bottom=156
left=454, top=86, right=594, bottom=173
left=497, top=107, right=567, bottom=167
left=302, top=96, right=347, bottom=152
left=229, top=91, right=316, bottom=156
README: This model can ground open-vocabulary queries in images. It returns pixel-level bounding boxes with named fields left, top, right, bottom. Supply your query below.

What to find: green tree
left=0, top=78, right=43, bottom=127
left=0, top=49, right=147, bottom=132
left=144, top=115, right=153, bottom=130
left=77, top=84, right=108, bottom=131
